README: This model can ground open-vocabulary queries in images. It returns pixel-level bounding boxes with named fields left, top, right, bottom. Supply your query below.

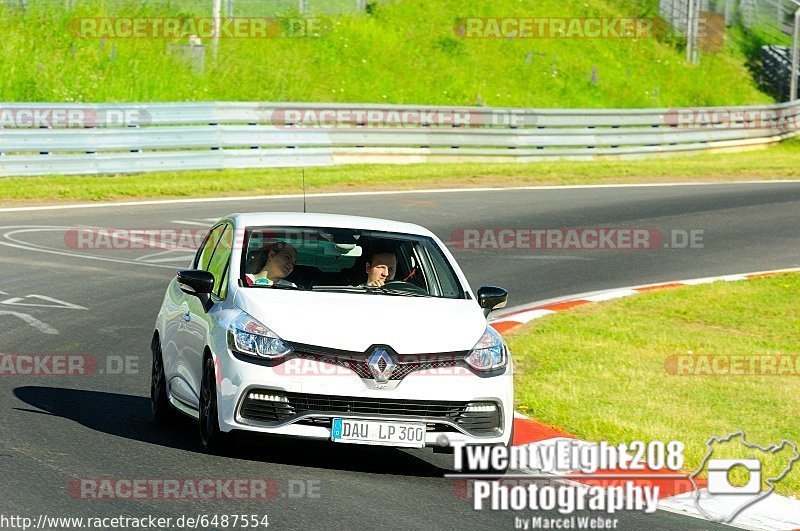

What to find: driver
left=246, top=241, right=298, bottom=287
left=364, top=247, right=397, bottom=287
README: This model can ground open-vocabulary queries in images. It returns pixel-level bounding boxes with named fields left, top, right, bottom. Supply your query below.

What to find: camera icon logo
left=706, top=458, right=761, bottom=495
left=689, top=431, right=799, bottom=524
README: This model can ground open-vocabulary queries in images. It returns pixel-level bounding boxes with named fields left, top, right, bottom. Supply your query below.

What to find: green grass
left=0, top=0, right=772, bottom=106
left=2, top=138, right=800, bottom=204
left=507, top=273, right=800, bottom=496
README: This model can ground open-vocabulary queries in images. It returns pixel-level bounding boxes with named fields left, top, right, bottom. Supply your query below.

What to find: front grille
left=290, top=351, right=466, bottom=380
left=238, top=391, right=502, bottom=436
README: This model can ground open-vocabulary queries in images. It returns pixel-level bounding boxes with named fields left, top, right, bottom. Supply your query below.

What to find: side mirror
left=477, top=286, right=508, bottom=316
left=177, top=270, right=214, bottom=295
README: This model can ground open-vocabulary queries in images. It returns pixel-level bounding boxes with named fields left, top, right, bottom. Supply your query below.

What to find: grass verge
left=508, top=273, right=800, bottom=496
left=0, top=0, right=771, bottom=106
left=3, top=139, right=800, bottom=205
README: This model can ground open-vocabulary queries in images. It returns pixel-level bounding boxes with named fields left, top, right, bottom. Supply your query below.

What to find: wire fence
left=660, top=0, right=795, bottom=37
left=659, top=0, right=799, bottom=99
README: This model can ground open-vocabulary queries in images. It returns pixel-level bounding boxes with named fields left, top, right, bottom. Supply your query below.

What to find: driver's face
left=265, top=245, right=297, bottom=280
left=366, top=253, right=397, bottom=287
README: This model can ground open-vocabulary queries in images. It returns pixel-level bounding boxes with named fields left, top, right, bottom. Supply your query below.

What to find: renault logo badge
left=368, top=347, right=395, bottom=384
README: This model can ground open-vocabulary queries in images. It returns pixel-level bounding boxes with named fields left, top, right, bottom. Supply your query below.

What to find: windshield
left=239, top=226, right=465, bottom=299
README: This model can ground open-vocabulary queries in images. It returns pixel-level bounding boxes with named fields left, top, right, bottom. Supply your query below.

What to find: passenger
left=246, top=241, right=298, bottom=287
left=364, top=247, right=397, bottom=287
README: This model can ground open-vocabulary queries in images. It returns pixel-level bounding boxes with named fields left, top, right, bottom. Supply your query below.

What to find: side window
left=399, top=243, right=429, bottom=292
left=207, top=224, right=233, bottom=300
left=422, top=241, right=463, bottom=298
left=195, top=224, right=225, bottom=270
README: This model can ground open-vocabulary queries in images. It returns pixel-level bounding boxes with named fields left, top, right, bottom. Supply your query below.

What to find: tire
left=199, top=355, right=230, bottom=454
left=151, top=338, right=174, bottom=423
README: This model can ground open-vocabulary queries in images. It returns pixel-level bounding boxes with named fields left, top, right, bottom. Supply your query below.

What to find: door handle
left=183, top=311, right=191, bottom=322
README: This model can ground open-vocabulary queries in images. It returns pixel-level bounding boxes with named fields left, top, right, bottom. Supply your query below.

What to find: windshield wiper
left=311, top=285, right=430, bottom=297
left=246, top=283, right=300, bottom=290
left=311, top=286, right=367, bottom=293
left=367, top=287, right=430, bottom=297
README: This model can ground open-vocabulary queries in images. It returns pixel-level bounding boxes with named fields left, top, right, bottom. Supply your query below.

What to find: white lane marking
left=658, top=489, right=800, bottom=530
left=135, top=249, right=180, bottom=262
left=0, top=294, right=87, bottom=310
left=497, top=308, right=555, bottom=323
left=140, top=254, right=195, bottom=264
left=135, top=249, right=196, bottom=264
left=582, top=289, right=639, bottom=302
left=0, top=310, right=58, bottom=334
left=1, top=180, right=799, bottom=212
left=0, top=226, right=176, bottom=270
left=171, top=220, right=211, bottom=226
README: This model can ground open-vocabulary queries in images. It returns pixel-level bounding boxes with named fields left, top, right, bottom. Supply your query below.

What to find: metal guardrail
left=0, top=101, right=798, bottom=177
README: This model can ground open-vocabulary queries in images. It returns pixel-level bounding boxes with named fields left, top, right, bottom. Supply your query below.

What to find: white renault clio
left=152, top=213, right=513, bottom=456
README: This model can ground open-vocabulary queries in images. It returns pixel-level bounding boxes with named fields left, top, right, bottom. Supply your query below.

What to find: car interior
left=242, top=229, right=432, bottom=294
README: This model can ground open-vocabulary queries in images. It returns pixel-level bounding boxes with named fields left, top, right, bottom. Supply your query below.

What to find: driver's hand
left=366, top=280, right=384, bottom=287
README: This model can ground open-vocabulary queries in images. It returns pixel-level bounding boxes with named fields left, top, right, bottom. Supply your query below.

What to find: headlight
left=227, top=311, right=293, bottom=359
left=465, top=325, right=507, bottom=371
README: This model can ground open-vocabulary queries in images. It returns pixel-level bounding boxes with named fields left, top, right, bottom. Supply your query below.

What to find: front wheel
left=199, top=355, right=230, bottom=454
left=151, top=338, right=174, bottom=423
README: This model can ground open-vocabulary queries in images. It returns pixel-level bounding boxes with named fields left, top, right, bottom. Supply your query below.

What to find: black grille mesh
left=292, top=352, right=464, bottom=380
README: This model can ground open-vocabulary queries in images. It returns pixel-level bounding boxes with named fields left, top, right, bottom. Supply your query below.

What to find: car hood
left=233, top=289, right=486, bottom=353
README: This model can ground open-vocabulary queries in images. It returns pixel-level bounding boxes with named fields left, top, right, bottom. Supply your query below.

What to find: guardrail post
left=212, top=0, right=222, bottom=57
left=792, top=2, right=800, bottom=100
left=686, top=0, right=696, bottom=63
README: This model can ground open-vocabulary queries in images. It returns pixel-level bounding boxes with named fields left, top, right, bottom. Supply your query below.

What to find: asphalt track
left=0, top=182, right=798, bottom=530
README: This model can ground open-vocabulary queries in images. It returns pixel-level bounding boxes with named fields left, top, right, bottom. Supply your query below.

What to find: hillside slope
left=0, top=0, right=772, bottom=106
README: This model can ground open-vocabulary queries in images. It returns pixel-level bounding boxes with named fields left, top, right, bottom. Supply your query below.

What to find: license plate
left=331, top=418, right=426, bottom=448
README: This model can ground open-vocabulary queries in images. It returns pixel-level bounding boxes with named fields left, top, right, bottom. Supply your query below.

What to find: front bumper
left=215, top=350, right=514, bottom=447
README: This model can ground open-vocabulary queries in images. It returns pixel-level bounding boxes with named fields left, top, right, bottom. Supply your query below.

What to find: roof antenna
left=302, top=168, right=307, bottom=213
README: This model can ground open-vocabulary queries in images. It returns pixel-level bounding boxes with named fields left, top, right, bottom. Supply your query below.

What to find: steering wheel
left=382, top=280, right=429, bottom=295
